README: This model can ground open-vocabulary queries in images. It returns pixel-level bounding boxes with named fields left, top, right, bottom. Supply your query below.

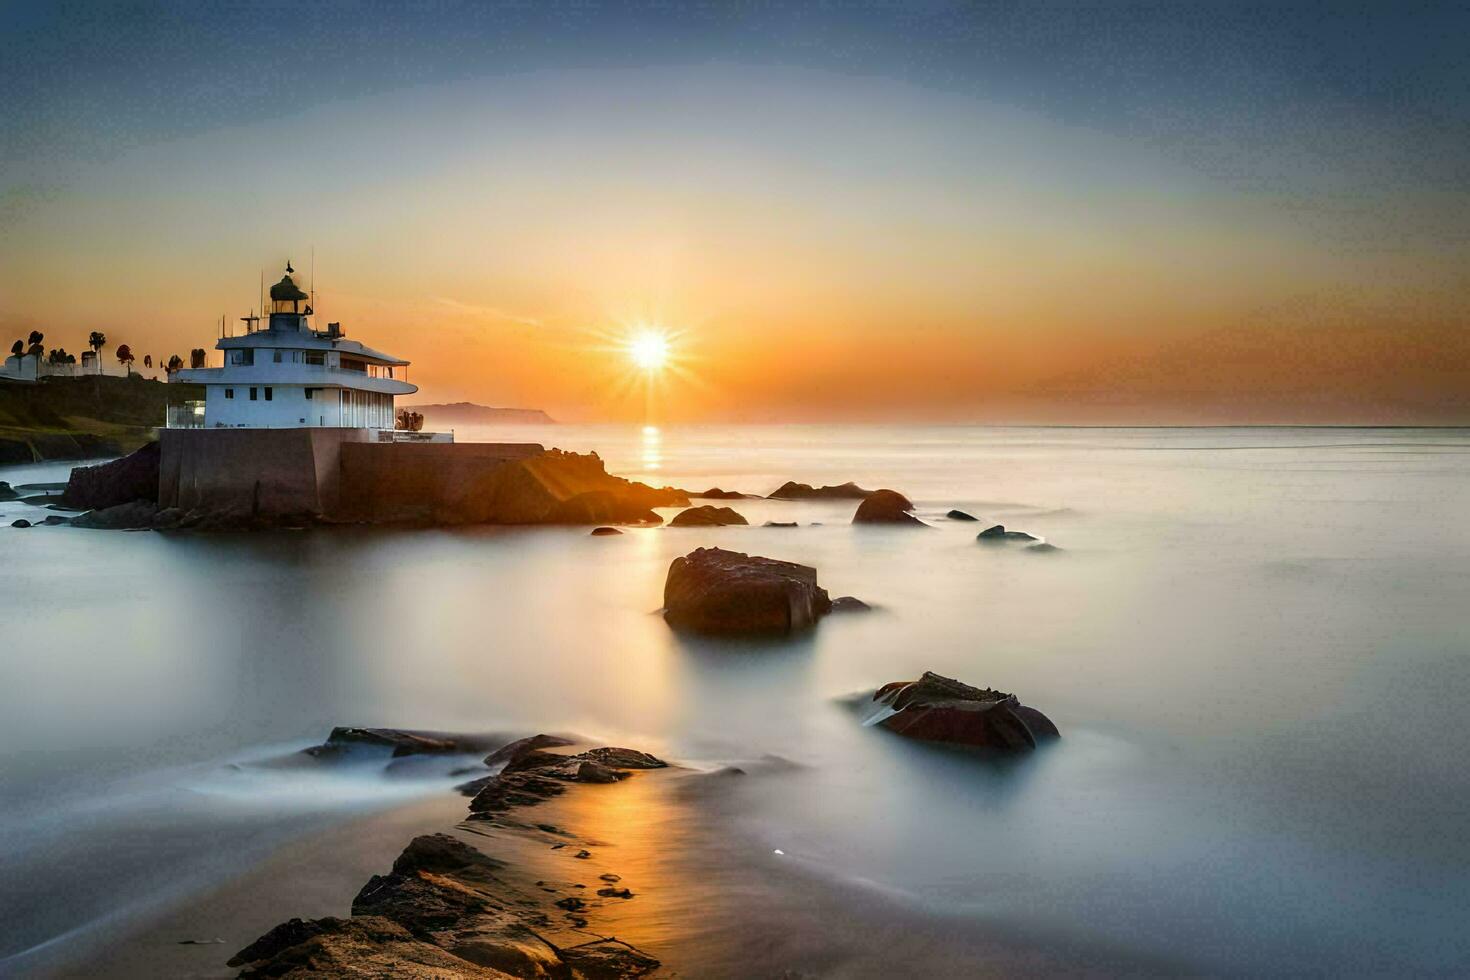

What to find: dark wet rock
left=559, top=940, right=660, bottom=978
left=578, top=747, right=668, bottom=770
left=767, top=480, right=874, bottom=500
left=554, top=896, right=586, bottom=911
left=71, top=500, right=163, bottom=530
left=483, top=733, right=574, bottom=769
left=11, top=518, right=31, bottom=528
left=1027, top=542, right=1061, bottom=553
left=590, top=526, right=623, bottom=535
left=597, top=887, right=634, bottom=899
left=830, top=596, right=871, bottom=613
left=599, top=873, right=622, bottom=883
left=852, top=489, right=925, bottom=526
left=40, top=515, right=71, bottom=526
left=467, top=743, right=665, bottom=816
left=228, top=916, right=336, bottom=967
left=574, top=849, right=592, bottom=859
left=694, top=487, right=757, bottom=499
left=305, top=727, right=502, bottom=760
left=873, top=671, right=1059, bottom=751
left=62, top=441, right=160, bottom=510
left=576, top=760, right=624, bottom=783
left=663, top=546, right=835, bottom=635
left=976, top=524, right=1037, bottom=543
left=0, top=482, right=18, bottom=501
left=763, top=521, right=798, bottom=528
left=669, top=504, right=749, bottom=527
left=947, top=509, right=978, bottom=521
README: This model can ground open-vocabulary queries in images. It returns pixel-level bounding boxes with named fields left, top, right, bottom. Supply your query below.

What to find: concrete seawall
left=154, top=430, right=684, bottom=525
left=159, top=429, right=374, bottom=518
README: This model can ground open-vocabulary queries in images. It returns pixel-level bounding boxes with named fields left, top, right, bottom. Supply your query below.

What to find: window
left=249, top=387, right=257, bottom=401
left=305, top=388, right=316, bottom=400
left=229, top=349, right=255, bottom=366
left=305, top=351, right=325, bottom=366
left=264, top=387, right=272, bottom=401
left=273, top=350, right=282, bottom=363
left=225, top=388, right=234, bottom=399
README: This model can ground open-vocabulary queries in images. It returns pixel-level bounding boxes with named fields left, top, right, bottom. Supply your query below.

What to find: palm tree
left=165, top=354, right=184, bottom=377
left=9, top=340, right=21, bottom=358
left=26, top=330, right=43, bottom=379
left=189, top=348, right=207, bottom=369
left=88, top=331, right=107, bottom=373
left=116, top=344, right=135, bottom=376
left=143, top=354, right=152, bottom=369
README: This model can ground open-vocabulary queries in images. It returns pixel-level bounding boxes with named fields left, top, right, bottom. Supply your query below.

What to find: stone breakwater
left=61, top=434, right=688, bottom=529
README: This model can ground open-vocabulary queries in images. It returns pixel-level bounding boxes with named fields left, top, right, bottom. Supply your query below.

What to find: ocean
left=2, top=424, right=1468, bottom=974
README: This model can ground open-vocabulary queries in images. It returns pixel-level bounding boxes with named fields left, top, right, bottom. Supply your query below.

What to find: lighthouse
left=174, top=263, right=419, bottom=430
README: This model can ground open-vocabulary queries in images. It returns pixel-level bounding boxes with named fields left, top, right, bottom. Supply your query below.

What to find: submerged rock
left=873, top=670, right=1059, bottom=751
left=976, top=524, right=1037, bottom=543
left=11, top=518, right=31, bottom=529
left=305, top=727, right=503, bottom=760
left=663, top=546, right=835, bottom=635
left=590, top=526, right=623, bottom=535
left=62, top=441, right=160, bottom=510
left=763, top=520, right=798, bottom=528
left=1027, top=542, right=1062, bottom=554
left=669, top=504, right=749, bottom=527
left=946, top=509, right=978, bottom=521
left=852, top=489, right=925, bottom=526
left=767, top=480, right=875, bottom=500
left=0, top=481, right=18, bottom=501
left=830, top=596, right=872, bottom=613
left=71, top=500, right=163, bottom=530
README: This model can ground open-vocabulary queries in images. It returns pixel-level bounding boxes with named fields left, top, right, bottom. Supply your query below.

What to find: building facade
left=175, top=265, right=419, bottom=431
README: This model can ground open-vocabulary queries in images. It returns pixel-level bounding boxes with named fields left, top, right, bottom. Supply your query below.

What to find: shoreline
left=46, top=741, right=1178, bottom=978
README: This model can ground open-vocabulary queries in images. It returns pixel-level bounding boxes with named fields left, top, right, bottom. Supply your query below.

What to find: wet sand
left=63, top=751, right=1176, bottom=978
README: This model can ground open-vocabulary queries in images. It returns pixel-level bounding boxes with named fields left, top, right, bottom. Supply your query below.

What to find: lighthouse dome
left=269, top=273, right=308, bottom=303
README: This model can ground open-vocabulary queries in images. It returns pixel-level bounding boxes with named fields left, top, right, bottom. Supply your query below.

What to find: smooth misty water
left=2, top=425, right=1469, bottom=975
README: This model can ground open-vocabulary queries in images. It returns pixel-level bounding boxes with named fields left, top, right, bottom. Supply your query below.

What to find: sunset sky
left=2, top=2, right=1466, bottom=423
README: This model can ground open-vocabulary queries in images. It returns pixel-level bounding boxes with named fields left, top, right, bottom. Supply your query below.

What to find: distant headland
left=406, top=402, right=556, bottom=425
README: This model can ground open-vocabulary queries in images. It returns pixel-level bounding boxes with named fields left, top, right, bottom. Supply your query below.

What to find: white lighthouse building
left=174, top=264, right=423, bottom=432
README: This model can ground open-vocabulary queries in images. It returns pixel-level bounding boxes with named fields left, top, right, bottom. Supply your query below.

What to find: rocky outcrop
left=11, top=518, right=31, bottom=528
left=233, top=739, right=668, bottom=978
left=303, top=727, right=506, bottom=760
left=62, top=441, right=160, bottom=510
left=467, top=743, right=668, bottom=817
left=767, top=480, right=874, bottom=500
left=668, top=505, right=748, bottom=527
left=0, top=482, right=18, bottom=502
left=976, top=524, right=1037, bottom=543
left=693, top=487, right=756, bottom=499
left=946, top=509, right=978, bottom=521
left=852, top=489, right=925, bottom=526
left=337, top=445, right=684, bottom=526
left=590, top=526, right=623, bottom=536
left=873, top=671, right=1059, bottom=751
left=830, top=596, right=872, bottom=613
left=1027, top=542, right=1062, bottom=554
left=662, top=547, right=841, bottom=635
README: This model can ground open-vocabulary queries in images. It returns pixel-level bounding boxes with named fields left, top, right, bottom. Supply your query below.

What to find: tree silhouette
left=189, top=347, right=207, bottom=369
left=165, top=354, right=184, bottom=376
left=9, top=340, right=21, bottom=358
left=88, top=331, right=107, bottom=373
left=143, top=354, right=153, bottom=369
left=27, top=330, right=43, bottom=348
left=116, top=344, right=135, bottom=375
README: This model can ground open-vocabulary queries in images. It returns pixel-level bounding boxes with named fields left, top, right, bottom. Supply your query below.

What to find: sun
left=628, top=330, right=670, bottom=371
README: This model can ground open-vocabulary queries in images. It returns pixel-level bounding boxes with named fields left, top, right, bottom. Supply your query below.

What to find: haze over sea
left=3, top=424, right=1468, bottom=975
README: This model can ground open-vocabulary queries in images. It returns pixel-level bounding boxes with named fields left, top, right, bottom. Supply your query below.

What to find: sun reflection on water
left=641, top=424, right=662, bottom=471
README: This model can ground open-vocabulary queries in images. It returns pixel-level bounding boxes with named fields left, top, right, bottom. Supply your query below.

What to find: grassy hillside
left=0, top=375, right=202, bottom=464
